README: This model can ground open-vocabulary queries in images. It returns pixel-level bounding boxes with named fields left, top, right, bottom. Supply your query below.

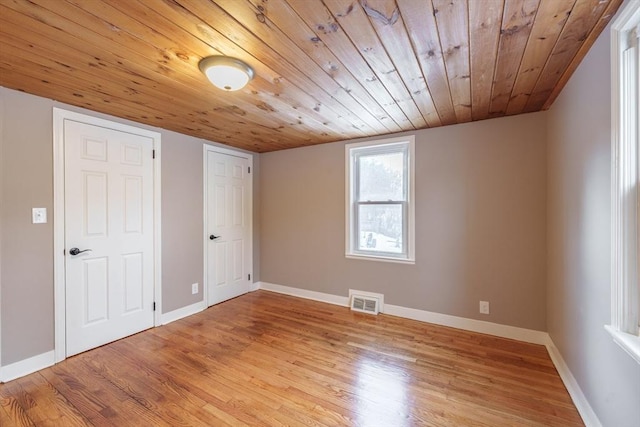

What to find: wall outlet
left=479, top=301, right=490, bottom=315
left=191, top=283, right=198, bottom=295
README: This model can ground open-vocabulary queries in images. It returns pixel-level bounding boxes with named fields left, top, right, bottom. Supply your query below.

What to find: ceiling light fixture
left=198, top=55, right=254, bottom=91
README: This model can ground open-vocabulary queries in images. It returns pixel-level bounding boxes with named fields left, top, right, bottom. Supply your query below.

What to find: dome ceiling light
left=198, top=55, right=255, bottom=91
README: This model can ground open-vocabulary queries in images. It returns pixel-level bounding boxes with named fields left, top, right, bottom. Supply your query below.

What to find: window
left=345, top=136, right=415, bottom=263
left=608, top=1, right=640, bottom=364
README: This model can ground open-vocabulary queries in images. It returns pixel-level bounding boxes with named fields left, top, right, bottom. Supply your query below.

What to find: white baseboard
left=257, top=282, right=547, bottom=345
left=258, top=282, right=349, bottom=307
left=545, top=340, right=602, bottom=427
left=0, top=350, right=55, bottom=383
left=256, top=281, right=600, bottom=426
left=384, top=304, right=549, bottom=345
left=161, top=300, right=206, bottom=325
left=249, top=282, right=260, bottom=292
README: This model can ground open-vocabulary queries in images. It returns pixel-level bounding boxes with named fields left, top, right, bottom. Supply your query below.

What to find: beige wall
left=546, top=12, right=640, bottom=427
left=0, top=87, right=259, bottom=365
left=260, top=112, right=548, bottom=330
left=161, top=130, right=203, bottom=313
left=0, top=88, right=55, bottom=365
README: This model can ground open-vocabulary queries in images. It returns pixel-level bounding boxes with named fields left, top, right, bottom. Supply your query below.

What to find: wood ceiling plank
left=22, top=0, right=197, bottom=85
left=283, top=0, right=414, bottom=131
left=468, top=0, right=504, bottom=121
left=204, top=0, right=387, bottom=135
left=432, top=0, right=472, bottom=123
left=2, top=0, right=364, bottom=150
left=174, top=0, right=373, bottom=139
left=57, top=0, right=330, bottom=143
left=362, top=0, right=442, bottom=128
left=397, top=0, right=457, bottom=126
left=0, top=33, right=170, bottom=117
left=505, top=0, right=575, bottom=115
left=524, top=0, right=614, bottom=112
left=488, top=0, right=540, bottom=116
left=0, top=17, right=325, bottom=152
left=126, top=0, right=359, bottom=143
left=0, top=33, right=320, bottom=146
left=0, top=63, right=291, bottom=151
left=108, top=0, right=351, bottom=141
left=245, top=0, right=403, bottom=134
left=0, top=0, right=281, bottom=148
left=0, top=61, right=161, bottom=122
left=0, top=7, right=190, bottom=100
left=0, top=0, right=623, bottom=151
left=0, top=4, right=317, bottom=150
left=540, top=0, right=623, bottom=109
left=321, top=0, right=429, bottom=129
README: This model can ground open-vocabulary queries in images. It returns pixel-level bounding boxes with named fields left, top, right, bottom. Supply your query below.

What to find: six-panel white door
left=64, top=119, right=155, bottom=357
left=206, top=150, right=251, bottom=306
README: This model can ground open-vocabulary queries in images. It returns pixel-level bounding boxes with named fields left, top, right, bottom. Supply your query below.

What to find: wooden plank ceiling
left=0, top=0, right=622, bottom=153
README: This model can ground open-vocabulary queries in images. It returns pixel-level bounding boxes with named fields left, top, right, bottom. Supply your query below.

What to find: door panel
left=232, top=240, right=242, bottom=280
left=84, top=172, right=108, bottom=236
left=122, top=252, right=144, bottom=313
left=83, top=257, right=108, bottom=324
left=65, top=119, right=154, bottom=357
left=206, top=150, right=251, bottom=306
left=123, top=176, right=143, bottom=233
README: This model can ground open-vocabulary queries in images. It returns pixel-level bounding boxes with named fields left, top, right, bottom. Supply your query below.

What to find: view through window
left=346, top=136, right=414, bottom=262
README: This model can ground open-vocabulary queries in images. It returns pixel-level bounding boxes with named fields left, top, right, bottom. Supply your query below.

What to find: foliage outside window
left=346, top=136, right=415, bottom=263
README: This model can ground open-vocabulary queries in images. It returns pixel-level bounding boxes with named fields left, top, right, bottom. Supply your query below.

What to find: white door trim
left=53, top=108, right=162, bottom=363
left=202, top=144, right=253, bottom=307
left=0, top=90, right=4, bottom=373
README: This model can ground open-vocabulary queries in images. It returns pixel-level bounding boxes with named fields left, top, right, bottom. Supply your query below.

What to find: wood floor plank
left=0, top=291, right=583, bottom=426
left=40, top=360, right=169, bottom=427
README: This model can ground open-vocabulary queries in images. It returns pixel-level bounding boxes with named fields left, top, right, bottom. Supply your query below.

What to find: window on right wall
left=608, top=0, right=640, bottom=364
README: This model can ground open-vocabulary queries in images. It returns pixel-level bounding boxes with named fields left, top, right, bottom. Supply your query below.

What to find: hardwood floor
left=0, top=291, right=583, bottom=426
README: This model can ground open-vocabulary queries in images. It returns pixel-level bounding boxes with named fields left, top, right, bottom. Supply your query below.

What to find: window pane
left=358, top=151, right=404, bottom=201
left=357, top=204, right=403, bottom=254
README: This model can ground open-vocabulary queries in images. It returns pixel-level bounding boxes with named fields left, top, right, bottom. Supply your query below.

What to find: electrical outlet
left=479, top=301, right=490, bottom=315
left=191, top=283, right=198, bottom=295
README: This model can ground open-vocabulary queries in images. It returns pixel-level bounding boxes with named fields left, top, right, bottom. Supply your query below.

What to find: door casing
left=203, top=144, right=253, bottom=307
left=53, top=108, right=162, bottom=363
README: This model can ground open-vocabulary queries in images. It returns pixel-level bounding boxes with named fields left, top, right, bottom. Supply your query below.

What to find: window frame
left=607, top=0, right=640, bottom=364
left=345, top=136, right=415, bottom=263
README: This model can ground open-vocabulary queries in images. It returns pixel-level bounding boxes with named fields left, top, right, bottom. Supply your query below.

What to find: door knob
left=69, top=247, right=92, bottom=256
left=209, top=235, right=220, bottom=240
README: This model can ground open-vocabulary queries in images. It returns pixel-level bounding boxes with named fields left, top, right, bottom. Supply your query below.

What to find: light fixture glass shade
left=199, top=56, right=254, bottom=91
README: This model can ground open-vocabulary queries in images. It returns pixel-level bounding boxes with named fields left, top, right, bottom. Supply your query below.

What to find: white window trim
left=609, top=0, right=640, bottom=364
left=345, top=135, right=415, bottom=264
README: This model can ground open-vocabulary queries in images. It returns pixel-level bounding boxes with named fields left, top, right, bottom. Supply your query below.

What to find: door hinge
left=248, top=273, right=251, bottom=281
left=248, top=166, right=251, bottom=173
left=152, top=149, right=156, bottom=159
left=153, top=302, right=156, bottom=311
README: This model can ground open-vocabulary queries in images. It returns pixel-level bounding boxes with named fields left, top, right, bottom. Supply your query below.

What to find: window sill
left=605, top=325, right=640, bottom=364
left=346, top=254, right=415, bottom=265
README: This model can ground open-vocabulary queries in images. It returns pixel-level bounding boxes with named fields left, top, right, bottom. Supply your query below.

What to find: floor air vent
left=350, top=295, right=380, bottom=315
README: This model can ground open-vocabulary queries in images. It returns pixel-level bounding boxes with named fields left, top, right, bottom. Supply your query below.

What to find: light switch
left=32, top=208, right=47, bottom=224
